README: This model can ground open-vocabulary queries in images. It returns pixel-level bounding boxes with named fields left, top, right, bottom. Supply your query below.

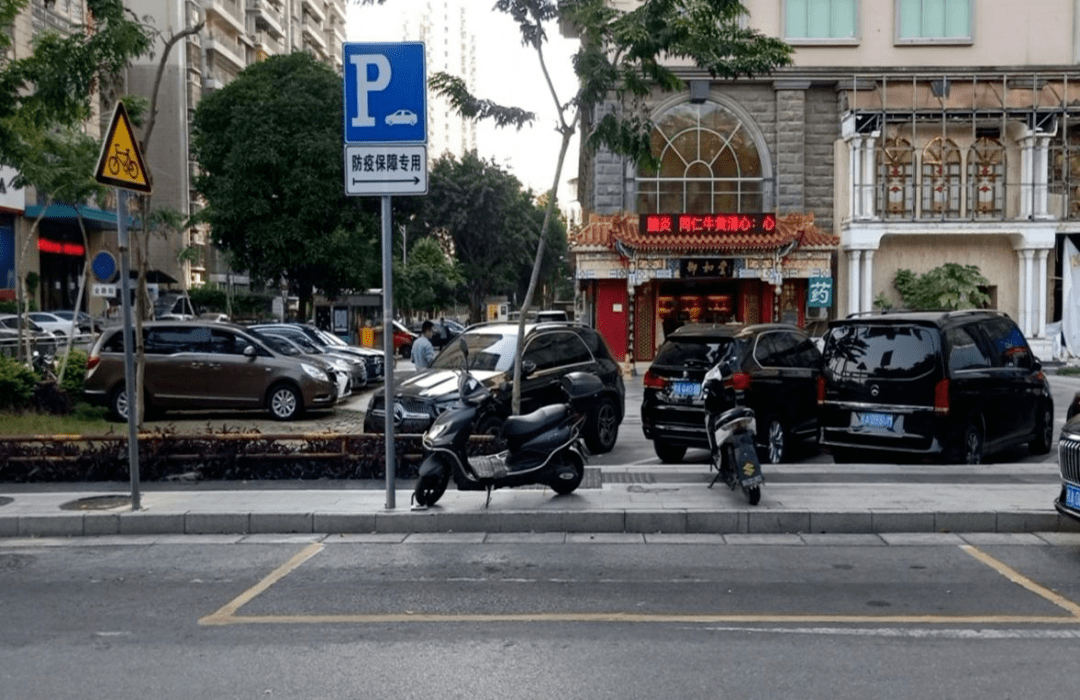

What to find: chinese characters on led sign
left=37, top=238, right=85, bottom=256
left=641, top=213, right=777, bottom=235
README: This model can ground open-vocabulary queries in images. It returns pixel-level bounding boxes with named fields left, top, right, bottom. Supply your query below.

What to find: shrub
left=0, top=355, right=38, bottom=410
left=58, top=348, right=88, bottom=397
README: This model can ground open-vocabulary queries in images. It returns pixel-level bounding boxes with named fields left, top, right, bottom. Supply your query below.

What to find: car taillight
left=727, top=371, right=752, bottom=391
left=86, top=355, right=100, bottom=371
left=643, top=369, right=667, bottom=390
left=934, top=378, right=950, bottom=415
left=816, top=375, right=825, bottom=405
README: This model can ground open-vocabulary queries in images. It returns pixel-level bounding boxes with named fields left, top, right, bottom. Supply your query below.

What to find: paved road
left=3, top=535, right=1080, bottom=698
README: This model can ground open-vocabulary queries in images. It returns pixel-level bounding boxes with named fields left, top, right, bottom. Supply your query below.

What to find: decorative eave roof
left=571, top=212, right=839, bottom=257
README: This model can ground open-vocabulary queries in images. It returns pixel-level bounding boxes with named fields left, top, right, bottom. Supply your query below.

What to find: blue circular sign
left=91, top=250, right=118, bottom=283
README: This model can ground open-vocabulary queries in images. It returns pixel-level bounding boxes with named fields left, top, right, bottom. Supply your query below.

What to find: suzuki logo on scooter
left=870, top=384, right=880, bottom=397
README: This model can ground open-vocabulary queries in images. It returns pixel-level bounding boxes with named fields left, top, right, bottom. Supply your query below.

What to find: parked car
left=818, top=310, right=1053, bottom=464
left=641, top=323, right=822, bottom=464
left=407, top=318, right=464, bottom=350
left=393, top=320, right=418, bottom=358
left=253, top=331, right=352, bottom=401
left=364, top=321, right=626, bottom=453
left=50, top=310, right=99, bottom=334
left=154, top=293, right=198, bottom=320
left=0, top=315, right=58, bottom=354
left=311, top=327, right=385, bottom=382
left=1055, top=413, right=1080, bottom=523
left=84, top=321, right=339, bottom=421
left=248, top=323, right=369, bottom=388
left=26, top=311, right=78, bottom=337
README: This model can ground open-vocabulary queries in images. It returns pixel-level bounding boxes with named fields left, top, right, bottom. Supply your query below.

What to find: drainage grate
left=600, top=472, right=656, bottom=485
left=60, top=495, right=132, bottom=511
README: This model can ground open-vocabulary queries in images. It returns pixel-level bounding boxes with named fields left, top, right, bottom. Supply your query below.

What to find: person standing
left=411, top=320, right=435, bottom=369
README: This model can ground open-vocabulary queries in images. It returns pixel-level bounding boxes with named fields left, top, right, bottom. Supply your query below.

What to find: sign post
left=343, top=42, right=427, bottom=510
left=94, top=101, right=152, bottom=511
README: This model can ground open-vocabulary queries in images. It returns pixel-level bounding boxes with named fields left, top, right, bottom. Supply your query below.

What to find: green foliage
left=190, top=52, right=379, bottom=320
left=57, top=348, right=87, bottom=397
left=0, top=355, right=37, bottom=410
left=396, top=236, right=464, bottom=315
left=892, top=263, right=992, bottom=311
left=188, top=285, right=276, bottom=320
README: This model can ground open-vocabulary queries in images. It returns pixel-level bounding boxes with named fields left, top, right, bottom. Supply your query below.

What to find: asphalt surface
left=2, top=361, right=1080, bottom=538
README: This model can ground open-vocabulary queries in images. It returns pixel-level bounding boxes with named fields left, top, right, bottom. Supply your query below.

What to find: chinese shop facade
left=572, top=211, right=839, bottom=364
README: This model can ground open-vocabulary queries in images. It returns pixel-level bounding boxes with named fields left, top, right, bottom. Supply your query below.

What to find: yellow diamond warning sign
left=94, top=101, right=152, bottom=194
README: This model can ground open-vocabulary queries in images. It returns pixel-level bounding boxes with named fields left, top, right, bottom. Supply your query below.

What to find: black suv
left=642, top=323, right=822, bottom=464
left=818, top=310, right=1053, bottom=464
left=364, top=322, right=625, bottom=453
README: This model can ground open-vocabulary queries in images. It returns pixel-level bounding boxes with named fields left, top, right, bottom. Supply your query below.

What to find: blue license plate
left=857, top=412, right=894, bottom=430
left=1067, top=484, right=1080, bottom=510
left=671, top=381, right=700, bottom=398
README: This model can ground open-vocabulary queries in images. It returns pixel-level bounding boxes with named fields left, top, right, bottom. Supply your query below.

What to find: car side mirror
left=522, top=360, right=536, bottom=377
left=243, top=345, right=256, bottom=358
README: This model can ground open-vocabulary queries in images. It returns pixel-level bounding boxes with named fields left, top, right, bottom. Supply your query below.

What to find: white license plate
left=1067, top=484, right=1080, bottom=510
left=671, top=381, right=700, bottom=398
left=857, top=412, right=894, bottom=430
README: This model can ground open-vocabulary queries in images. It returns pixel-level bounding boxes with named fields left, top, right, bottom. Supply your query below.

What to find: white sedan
left=26, top=312, right=78, bottom=338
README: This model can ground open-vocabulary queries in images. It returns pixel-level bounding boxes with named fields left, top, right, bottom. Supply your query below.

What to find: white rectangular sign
left=344, top=144, right=428, bottom=196
left=92, top=283, right=117, bottom=298
left=0, top=165, right=24, bottom=212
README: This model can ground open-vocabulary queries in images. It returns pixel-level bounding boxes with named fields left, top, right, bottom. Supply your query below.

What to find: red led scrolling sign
left=641, top=213, right=777, bottom=235
left=38, top=238, right=85, bottom=256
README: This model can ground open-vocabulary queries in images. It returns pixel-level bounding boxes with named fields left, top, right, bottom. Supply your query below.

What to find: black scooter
left=701, top=363, right=764, bottom=505
left=411, top=340, right=601, bottom=508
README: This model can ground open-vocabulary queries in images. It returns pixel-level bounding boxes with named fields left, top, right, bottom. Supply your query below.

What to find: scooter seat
left=502, top=404, right=566, bottom=440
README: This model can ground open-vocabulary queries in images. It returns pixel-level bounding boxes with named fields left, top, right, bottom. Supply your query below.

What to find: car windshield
left=824, top=324, right=940, bottom=379
left=316, top=329, right=346, bottom=346
left=652, top=337, right=737, bottom=369
left=251, top=331, right=300, bottom=356
left=431, top=332, right=517, bottom=372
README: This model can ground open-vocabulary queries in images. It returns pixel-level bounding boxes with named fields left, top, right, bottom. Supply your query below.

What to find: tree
left=395, top=236, right=463, bottom=317
left=434, top=0, right=793, bottom=412
left=419, top=151, right=559, bottom=322
left=190, top=52, right=379, bottom=321
left=892, top=263, right=992, bottom=311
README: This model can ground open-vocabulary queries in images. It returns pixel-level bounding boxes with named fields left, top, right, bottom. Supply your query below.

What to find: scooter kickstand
left=484, top=487, right=493, bottom=509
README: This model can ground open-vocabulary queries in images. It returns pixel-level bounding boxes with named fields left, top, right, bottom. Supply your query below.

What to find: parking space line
left=200, top=542, right=324, bottom=626
left=961, top=544, right=1080, bottom=617
left=198, top=542, right=1080, bottom=627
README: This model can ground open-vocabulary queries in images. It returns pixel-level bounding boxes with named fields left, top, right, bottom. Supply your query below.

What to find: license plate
left=857, top=412, right=894, bottom=430
left=1067, top=484, right=1080, bottom=510
left=671, top=381, right=700, bottom=398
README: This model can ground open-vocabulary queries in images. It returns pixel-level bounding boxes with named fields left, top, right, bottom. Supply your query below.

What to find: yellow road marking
left=199, top=542, right=1080, bottom=627
left=961, top=544, right=1080, bottom=618
left=200, top=542, right=324, bottom=626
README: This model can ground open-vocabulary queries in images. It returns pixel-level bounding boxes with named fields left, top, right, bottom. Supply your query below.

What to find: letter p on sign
left=351, top=54, right=391, bottom=128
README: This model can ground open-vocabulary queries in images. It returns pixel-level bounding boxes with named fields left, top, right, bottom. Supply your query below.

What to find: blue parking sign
left=343, top=42, right=426, bottom=144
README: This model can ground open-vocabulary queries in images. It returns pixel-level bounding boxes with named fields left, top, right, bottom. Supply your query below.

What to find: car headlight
left=333, top=359, right=350, bottom=371
left=301, top=362, right=329, bottom=383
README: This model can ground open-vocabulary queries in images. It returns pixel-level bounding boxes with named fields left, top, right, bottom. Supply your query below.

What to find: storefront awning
left=24, top=203, right=137, bottom=231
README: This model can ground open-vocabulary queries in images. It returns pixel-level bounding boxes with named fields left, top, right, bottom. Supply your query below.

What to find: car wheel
left=760, top=416, right=787, bottom=464
left=653, top=441, right=686, bottom=464
left=401, top=344, right=412, bottom=359
left=108, top=385, right=129, bottom=422
left=585, top=396, right=619, bottom=454
left=1030, top=401, right=1053, bottom=455
left=267, top=383, right=303, bottom=420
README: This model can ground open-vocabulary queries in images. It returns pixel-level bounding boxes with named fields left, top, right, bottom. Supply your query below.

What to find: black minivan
left=818, top=310, right=1053, bottom=463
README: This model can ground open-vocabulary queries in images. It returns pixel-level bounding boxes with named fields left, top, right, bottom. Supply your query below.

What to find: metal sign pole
left=381, top=194, right=396, bottom=509
left=116, top=189, right=141, bottom=510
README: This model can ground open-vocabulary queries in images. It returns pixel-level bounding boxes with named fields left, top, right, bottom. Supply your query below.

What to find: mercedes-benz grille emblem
left=392, top=402, right=406, bottom=427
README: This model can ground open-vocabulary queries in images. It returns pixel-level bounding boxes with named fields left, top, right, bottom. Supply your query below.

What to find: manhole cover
left=60, top=495, right=132, bottom=511
left=0, top=497, right=12, bottom=508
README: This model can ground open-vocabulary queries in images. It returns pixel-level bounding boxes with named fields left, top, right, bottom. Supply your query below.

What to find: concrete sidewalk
left=2, top=462, right=1077, bottom=538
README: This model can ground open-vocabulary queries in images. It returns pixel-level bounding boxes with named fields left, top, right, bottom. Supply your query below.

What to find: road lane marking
left=961, top=544, right=1080, bottom=617
left=200, top=542, right=324, bottom=626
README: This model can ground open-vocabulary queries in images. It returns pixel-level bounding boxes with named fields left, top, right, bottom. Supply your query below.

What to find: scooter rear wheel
left=414, top=468, right=450, bottom=507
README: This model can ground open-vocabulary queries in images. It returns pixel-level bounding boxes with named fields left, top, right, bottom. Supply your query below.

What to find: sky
left=345, top=0, right=581, bottom=202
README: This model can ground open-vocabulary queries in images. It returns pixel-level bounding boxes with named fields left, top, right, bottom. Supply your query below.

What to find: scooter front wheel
left=745, top=485, right=761, bottom=506
left=549, top=451, right=585, bottom=495
left=414, top=468, right=450, bottom=506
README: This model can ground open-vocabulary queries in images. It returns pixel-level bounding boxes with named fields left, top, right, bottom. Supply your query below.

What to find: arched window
left=878, top=136, right=915, bottom=219
left=921, top=137, right=962, bottom=219
left=636, top=100, right=767, bottom=213
left=968, top=137, right=1005, bottom=219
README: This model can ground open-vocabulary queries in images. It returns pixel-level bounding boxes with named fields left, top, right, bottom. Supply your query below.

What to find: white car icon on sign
left=385, top=109, right=418, bottom=126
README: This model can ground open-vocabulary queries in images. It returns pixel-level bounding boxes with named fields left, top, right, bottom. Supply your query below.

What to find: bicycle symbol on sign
left=107, top=144, right=140, bottom=180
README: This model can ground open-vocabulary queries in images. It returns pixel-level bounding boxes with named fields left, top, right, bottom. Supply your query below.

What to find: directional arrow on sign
left=351, top=176, right=421, bottom=185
